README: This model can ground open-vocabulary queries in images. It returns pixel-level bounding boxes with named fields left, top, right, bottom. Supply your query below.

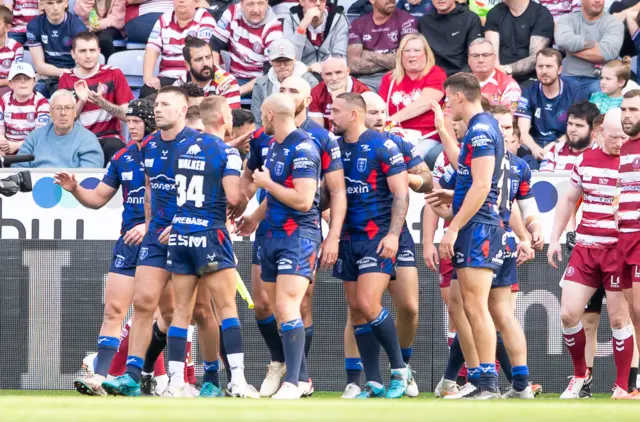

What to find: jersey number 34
left=176, top=174, right=205, bottom=208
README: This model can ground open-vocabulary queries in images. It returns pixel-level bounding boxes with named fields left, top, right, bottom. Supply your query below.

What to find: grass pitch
left=0, top=391, right=634, bottom=422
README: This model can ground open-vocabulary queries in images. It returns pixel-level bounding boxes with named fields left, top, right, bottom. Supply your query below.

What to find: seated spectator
left=515, top=48, right=586, bottom=168
left=5, top=0, right=39, bottom=45
left=251, top=38, right=318, bottom=126
left=418, top=0, right=483, bottom=76
left=13, top=89, right=104, bottom=168
left=378, top=33, right=446, bottom=164
left=308, top=56, right=369, bottom=129
left=610, top=0, right=640, bottom=60
left=536, top=0, right=580, bottom=21
left=539, top=100, right=600, bottom=171
left=173, top=36, right=240, bottom=108
left=590, top=57, right=632, bottom=113
left=141, top=0, right=216, bottom=98
left=185, top=104, right=204, bottom=131
left=181, top=81, right=205, bottom=106
left=468, top=0, right=498, bottom=24
left=74, top=0, right=125, bottom=60
left=210, top=0, right=283, bottom=101
left=26, top=0, right=88, bottom=98
left=0, top=6, right=24, bottom=92
left=555, top=0, right=624, bottom=97
left=59, top=32, right=135, bottom=166
left=124, top=0, right=174, bottom=45
left=229, top=107, right=254, bottom=154
left=204, top=0, right=238, bottom=21
left=269, top=0, right=297, bottom=19
left=484, top=0, right=554, bottom=88
left=468, top=38, right=522, bottom=110
left=283, top=0, right=349, bottom=74
left=0, top=63, right=50, bottom=156
left=347, top=0, right=417, bottom=91
left=397, top=0, right=432, bottom=19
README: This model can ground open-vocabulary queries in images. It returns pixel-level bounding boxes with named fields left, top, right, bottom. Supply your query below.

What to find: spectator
left=205, top=0, right=238, bottom=21
left=535, top=0, right=580, bottom=21
left=539, top=100, right=600, bottom=171
left=26, top=0, right=88, bottom=98
left=418, top=0, right=483, bottom=76
left=59, top=32, right=135, bottom=166
left=555, top=0, right=624, bottom=97
left=5, top=0, right=39, bottom=45
left=308, top=56, right=369, bottom=129
left=468, top=38, right=522, bottom=110
left=230, top=107, right=254, bottom=154
left=468, top=0, right=499, bottom=24
left=515, top=48, right=586, bottom=169
left=124, top=0, right=174, bottom=45
left=13, top=89, right=104, bottom=168
left=251, top=38, right=318, bottom=126
left=624, top=10, right=640, bottom=83
left=181, top=81, right=205, bottom=106
left=379, top=33, right=446, bottom=165
left=397, top=0, right=433, bottom=19
left=141, top=0, right=216, bottom=98
left=185, top=104, right=204, bottom=131
left=484, top=0, right=554, bottom=88
left=283, top=0, right=349, bottom=73
left=610, top=0, right=640, bottom=60
left=0, top=6, right=24, bottom=91
left=0, top=63, right=50, bottom=156
left=210, top=0, right=283, bottom=101
left=74, top=0, right=125, bottom=60
left=173, top=36, right=241, bottom=108
left=590, top=57, right=632, bottom=113
left=269, top=0, right=297, bottom=19
left=347, top=0, right=417, bottom=91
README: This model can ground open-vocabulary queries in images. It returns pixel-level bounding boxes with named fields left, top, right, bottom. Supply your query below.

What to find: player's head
left=261, top=93, right=297, bottom=136
left=602, top=108, right=628, bottom=156
left=371, top=0, right=396, bottom=17
left=361, top=91, right=387, bottom=132
left=200, top=95, right=233, bottom=137
left=330, top=92, right=366, bottom=136
left=279, top=75, right=312, bottom=117
left=72, top=32, right=100, bottom=71
left=241, top=0, right=268, bottom=25
left=491, top=104, right=516, bottom=153
left=8, top=62, right=36, bottom=99
left=600, top=57, right=631, bottom=96
left=566, top=101, right=600, bottom=150
left=185, top=105, right=204, bottom=132
left=321, top=56, right=350, bottom=92
left=127, top=96, right=156, bottom=142
left=621, top=89, right=640, bottom=138
left=181, top=82, right=205, bottom=107
left=183, top=36, right=215, bottom=83
left=468, top=38, right=496, bottom=79
left=452, top=118, right=467, bottom=141
left=0, top=6, right=13, bottom=36
left=443, top=72, right=481, bottom=121
left=231, top=108, right=255, bottom=154
left=536, top=48, right=563, bottom=86
left=154, top=86, right=189, bottom=131
left=50, top=89, right=77, bottom=134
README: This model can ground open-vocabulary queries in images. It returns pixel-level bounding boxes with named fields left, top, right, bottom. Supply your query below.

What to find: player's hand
left=426, top=189, right=454, bottom=207
left=516, top=240, right=534, bottom=267
left=439, top=227, right=458, bottom=260
left=235, top=213, right=259, bottom=236
left=423, top=242, right=439, bottom=272
left=227, top=131, right=252, bottom=153
left=0, top=138, right=10, bottom=154
left=123, top=223, right=146, bottom=246
left=377, top=233, right=399, bottom=259
left=159, top=225, right=172, bottom=245
left=74, top=80, right=90, bottom=102
left=320, top=233, right=339, bottom=268
left=227, top=198, right=248, bottom=221
left=87, top=83, right=105, bottom=104
left=529, top=221, right=544, bottom=250
left=430, top=100, right=446, bottom=132
left=252, top=165, right=272, bottom=189
left=547, top=241, right=562, bottom=269
left=144, top=76, right=161, bottom=90
left=53, top=171, right=78, bottom=192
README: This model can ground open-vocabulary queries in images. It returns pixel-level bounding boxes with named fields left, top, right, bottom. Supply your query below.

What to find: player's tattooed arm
left=388, top=173, right=410, bottom=236
left=509, top=36, right=550, bottom=76
left=407, top=162, right=433, bottom=194
left=347, top=44, right=386, bottom=75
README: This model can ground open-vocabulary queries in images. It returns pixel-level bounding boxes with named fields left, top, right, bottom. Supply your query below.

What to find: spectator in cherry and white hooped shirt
left=0, top=6, right=24, bottom=95
left=123, top=0, right=175, bottom=45
left=58, top=32, right=135, bottom=166
left=140, top=0, right=217, bottom=98
left=0, top=62, right=50, bottom=156
left=210, top=0, right=283, bottom=102
left=4, top=0, right=39, bottom=45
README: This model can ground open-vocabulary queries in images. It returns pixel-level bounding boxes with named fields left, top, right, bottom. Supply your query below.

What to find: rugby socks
left=512, top=365, right=530, bottom=392
left=629, top=366, right=638, bottom=392
left=401, top=347, right=413, bottom=365
left=299, top=355, right=310, bottom=383
left=443, top=335, right=465, bottom=382
left=496, top=333, right=512, bottom=383
left=305, top=325, right=315, bottom=359
left=184, top=325, right=196, bottom=385
left=167, top=326, right=188, bottom=385
left=219, top=325, right=232, bottom=382
left=125, top=356, right=144, bottom=383
left=467, top=367, right=480, bottom=387
left=222, top=318, right=246, bottom=386
left=109, top=319, right=131, bottom=376
left=478, top=363, right=498, bottom=393
left=370, top=308, right=405, bottom=370
left=257, top=315, right=285, bottom=363
left=562, top=322, right=588, bottom=377
left=281, top=318, right=305, bottom=386
left=95, top=336, right=120, bottom=377
left=354, top=323, right=382, bottom=385
left=142, top=322, right=167, bottom=374
left=203, top=360, right=220, bottom=387
left=447, top=332, right=456, bottom=348
left=612, top=325, right=634, bottom=391
left=345, top=358, right=363, bottom=386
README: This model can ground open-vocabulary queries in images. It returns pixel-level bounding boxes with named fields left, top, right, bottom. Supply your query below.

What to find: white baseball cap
left=8, top=62, right=36, bottom=81
left=268, top=39, right=296, bottom=61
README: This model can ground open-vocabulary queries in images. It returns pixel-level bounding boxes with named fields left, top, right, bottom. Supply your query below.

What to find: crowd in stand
left=0, top=0, right=638, bottom=173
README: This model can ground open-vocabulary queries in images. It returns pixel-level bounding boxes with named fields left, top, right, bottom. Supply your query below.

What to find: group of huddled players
left=52, top=68, right=640, bottom=401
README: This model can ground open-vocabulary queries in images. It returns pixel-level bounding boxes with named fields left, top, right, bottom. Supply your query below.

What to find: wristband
left=296, top=26, right=306, bottom=35
left=526, top=220, right=540, bottom=230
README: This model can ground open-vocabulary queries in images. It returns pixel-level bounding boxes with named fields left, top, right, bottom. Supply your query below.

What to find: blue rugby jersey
left=246, top=127, right=274, bottom=236
left=300, top=118, right=343, bottom=175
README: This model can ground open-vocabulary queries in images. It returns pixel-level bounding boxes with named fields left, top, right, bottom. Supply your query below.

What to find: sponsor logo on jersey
left=278, top=258, right=293, bottom=270
left=168, top=234, right=208, bottom=247
left=186, top=144, right=202, bottom=155
left=357, top=256, right=378, bottom=270
left=345, top=177, right=369, bottom=194
left=172, top=216, right=210, bottom=227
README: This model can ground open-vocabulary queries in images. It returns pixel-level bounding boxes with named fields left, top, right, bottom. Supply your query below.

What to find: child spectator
left=589, top=57, right=632, bottom=114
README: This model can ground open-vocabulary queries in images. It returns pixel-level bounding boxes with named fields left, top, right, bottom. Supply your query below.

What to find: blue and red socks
left=281, top=318, right=305, bottom=386
left=257, top=315, right=285, bottom=363
left=203, top=360, right=220, bottom=387
left=167, top=326, right=188, bottom=382
left=345, top=357, right=362, bottom=385
left=369, top=308, right=405, bottom=370
left=95, top=336, right=119, bottom=377
left=354, top=323, right=382, bottom=385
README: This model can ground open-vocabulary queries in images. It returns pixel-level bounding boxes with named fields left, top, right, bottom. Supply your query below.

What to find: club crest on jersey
left=1, top=59, right=10, bottom=68
left=357, top=158, right=367, bottom=172
left=253, top=42, right=263, bottom=54
left=566, top=266, right=575, bottom=277
left=26, top=112, right=35, bottom=122
left=186, top=144, right=202, bottom=155
left=139, top=247, right=149, bottom=260
left=275, top=161, right=284, bottom=176
left=633, top=158, right=640, bottom=169
left=114, top=255, right=125, bottom=268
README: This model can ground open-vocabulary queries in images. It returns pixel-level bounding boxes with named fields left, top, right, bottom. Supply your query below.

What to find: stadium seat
left=99, top=54, right=105, bottom=65
left=632, top=56, right=638, bottom=76
left=113, top=39, right=127, bottom=48
left=107, top=50, right=159, bottom=89
left=221, top=50, right=231, bottom=72
left=126, top=42, right=146, bottom=50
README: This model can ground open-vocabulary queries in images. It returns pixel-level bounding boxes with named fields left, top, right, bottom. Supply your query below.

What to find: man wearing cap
left=251, top=38, right=318, bottom=127
left=0, top=62, right=49, bottom=156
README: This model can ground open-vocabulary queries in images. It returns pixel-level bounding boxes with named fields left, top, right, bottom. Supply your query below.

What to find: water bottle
left=88, top=9, right=99, bottom=28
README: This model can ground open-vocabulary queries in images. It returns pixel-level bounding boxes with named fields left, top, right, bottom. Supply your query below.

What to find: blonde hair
left=604, top=57, right=632, bottom=83
left=391, top=34, right=436, bottom=84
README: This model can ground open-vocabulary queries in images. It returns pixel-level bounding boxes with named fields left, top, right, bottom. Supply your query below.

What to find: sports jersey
left=479, top=69, right=522, bottom=110
left=26, top=13, right=87, bottom=69
left=396, top=0, right=433, bottom=18
left=502, top=151, right=533, bottom=230
left=172, top=134, right=242, bottom=234
left=535, top=0, right=580, bottom=20
left=0, top=91, right=50, bottom=144
left=173, top=66, right=241, bottom=108
left=618, top=138, right=640, bottom=233
left=102, top=141, right=146, bottom=234
left=141, top=127, right=200, bottom=234
left=147, top=9, right=217, bottom=79
left=340, top=129, right=407, bottom=241
left=210, top=4, right=283, bottom=79
left=0, top=38, right=24, bottom=80
left=300, top=118, right=343, bottom=175
left=10, top=0, right=39, bottom=33
left=453, top=112, right=505, bottom=227
left=59, top=65, right=134, bottom=140
left=263, top=128, right=322, bottom=241
left=433, top=150, right=456, bottom=191
left=570, top=146, right=618, bottom=247
left=385, top=131, right=423, bottom=171
left=348, top=9, right=417, bottom=56
left=246, top=127, right=274, bottom=236
left=539, top=140, right=590, bottom=172
left=308, top=77, right=370, bottom=129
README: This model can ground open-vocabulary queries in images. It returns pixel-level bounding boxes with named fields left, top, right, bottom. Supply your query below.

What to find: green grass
left=0, top=391, right=635, bottom=422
